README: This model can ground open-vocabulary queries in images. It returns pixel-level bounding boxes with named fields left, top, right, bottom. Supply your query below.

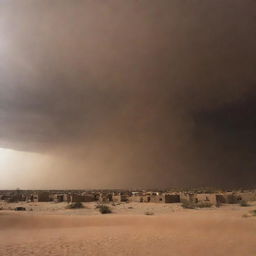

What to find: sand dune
left=1, top=208, right=256, bottom=256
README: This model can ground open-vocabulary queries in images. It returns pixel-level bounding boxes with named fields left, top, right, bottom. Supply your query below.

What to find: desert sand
left=0, top=202, right=256, bottom=256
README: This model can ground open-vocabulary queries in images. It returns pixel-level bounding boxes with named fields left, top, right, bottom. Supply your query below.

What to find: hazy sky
left=0, top=0, right=256, bottom=189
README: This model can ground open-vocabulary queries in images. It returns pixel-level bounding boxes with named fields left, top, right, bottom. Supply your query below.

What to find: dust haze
left=0, top=0, right=256, bottom=189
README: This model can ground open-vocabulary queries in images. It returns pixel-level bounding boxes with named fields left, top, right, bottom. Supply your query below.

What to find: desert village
left=1, top=189, right=256, bottom=207
left=1, top=188, right=256, bottom=256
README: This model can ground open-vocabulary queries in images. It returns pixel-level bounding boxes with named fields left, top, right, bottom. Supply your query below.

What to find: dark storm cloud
left=0, top=0, right=256, bottom=188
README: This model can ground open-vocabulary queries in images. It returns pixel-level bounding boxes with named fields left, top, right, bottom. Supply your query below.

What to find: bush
left=197, top=201, right=213, bottom=208
left=98, top=205, right=112, bottom=214
left=226, top=195, right=238, bottom=204
left=181, top=200, right=212, bottom=209
left=66, top=202, right=84, bottom=209
left=240, top=200, right=250, bottom=207
left=181, top=200, right=196, bottom=209
left=145, top=211, right=154, bottom=215
left=15, top=207, right=26, bottom=211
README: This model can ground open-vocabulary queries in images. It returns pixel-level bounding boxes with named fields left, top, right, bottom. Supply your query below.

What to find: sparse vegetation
left=181, top=200, right=196, bottom=209
left=196, top=201, right=213, bottom=208
left=240, top=200, right=250, bottom=207
left=181, top=200, right=212, bottom=209
left=14, top=207, right=26, bottom=211
left=98, top=205, right=112, bottom=214
left=226, top=194, right=238, bottom=204
left=145, top=211, right=154, bottom=215
left=66, top=202, right=84, bottom=209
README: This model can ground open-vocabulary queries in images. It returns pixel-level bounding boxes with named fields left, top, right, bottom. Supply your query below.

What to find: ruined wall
left=112, top=195, right=129, bottom=203
left=71, top=194, right=95, bottom=202
left=129, top=195, right=144, bottom=202
left=98, top=193, right=112, bottom=203
left=180, top=192, right=197, bottom=202
left=150, top=195, right=164, bottom=203
left=196, top=193, right=217, bottom=205
left=33, top=192, right=50, bottom=202
left=238, top=192, right=256, bottom=202
left=164, top=194, right=180, bottom=203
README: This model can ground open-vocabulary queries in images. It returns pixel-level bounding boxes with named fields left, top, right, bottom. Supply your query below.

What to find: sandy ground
left=0, top=201, right=256, bottom=256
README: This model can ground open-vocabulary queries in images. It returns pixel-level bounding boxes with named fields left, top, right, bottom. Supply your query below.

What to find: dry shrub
left=197, top=201, right=213, bottom=208
left=66, top=202, right=84, bottom=209
left=98, top=205, right=112, bottom=214
left=14, top=207, right=26, bottom=211
left=181, top=200, right=212, bottom=209
left=181, top=200, right=196, bottom=209
left=226, top=194, right=239, bottom=204
left=240, top=200, right=250, bottom=207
